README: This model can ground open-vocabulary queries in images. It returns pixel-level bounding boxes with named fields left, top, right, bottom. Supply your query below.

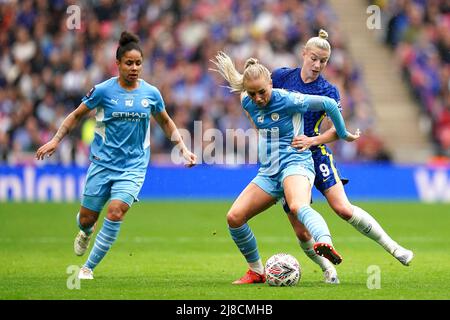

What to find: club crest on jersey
left=271, top=113, right=279, bottom=121
left=141, top=99, right=149, bottom=108
left=125, top=99, right=134, bottom=107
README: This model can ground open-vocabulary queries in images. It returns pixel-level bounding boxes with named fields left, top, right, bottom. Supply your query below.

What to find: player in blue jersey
left=36, top=31, right=196, bottom=280
left=211, top=51, right=360, bottom=284
left=272, top=29, right=414, bottom=284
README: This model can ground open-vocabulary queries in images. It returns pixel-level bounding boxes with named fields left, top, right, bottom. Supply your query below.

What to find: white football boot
left=74, top=230, right=92, bottom=256
left=74, top=222, right=97, bottom=256
left=78, top=266, right=94, bottom=280
left=393, top=246, right=414, bottom=266
left=323, top=267, right=340, bottom=284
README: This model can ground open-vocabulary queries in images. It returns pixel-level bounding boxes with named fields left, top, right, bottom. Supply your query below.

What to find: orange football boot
left=232, top=269, right=266, bottom=284
left=314, top=242, right=343, bottom=265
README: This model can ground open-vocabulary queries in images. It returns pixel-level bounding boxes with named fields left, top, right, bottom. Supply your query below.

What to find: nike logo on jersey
left=110, top=98, right=118, bottom=104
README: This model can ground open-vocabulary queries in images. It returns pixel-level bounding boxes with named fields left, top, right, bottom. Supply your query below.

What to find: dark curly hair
left=116, top=31, right=143, bottom=61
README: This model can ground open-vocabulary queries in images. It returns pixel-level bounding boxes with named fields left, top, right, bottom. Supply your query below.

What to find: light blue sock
left=76, top=212, right=95, bottom=236
left=229, top=223, right=260, bottom=263
left=297, top=206, right=333, bottom=245
left=84, top=218, right=122, bottom=270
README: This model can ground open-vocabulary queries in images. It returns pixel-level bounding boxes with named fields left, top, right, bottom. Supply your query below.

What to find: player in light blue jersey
left=272, top=29, right=414, bottom=283
left=36, top=31, right=196, bottom=280
left=211, top=52, right=359, bottom=284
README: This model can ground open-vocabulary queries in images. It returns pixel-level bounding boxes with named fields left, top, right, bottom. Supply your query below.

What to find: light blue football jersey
left=82, top=77, right=165, bottom=172
left=242, top=88, right=347, bottom=176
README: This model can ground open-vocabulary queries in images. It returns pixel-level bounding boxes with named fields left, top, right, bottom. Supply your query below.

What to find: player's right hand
left=182, top=149, right=197, bottom=168
left=291, top=135, right=315, bottom=152
left=344, top=128, right=361, bottom=142
left=36, top=139, right=59, bottom=160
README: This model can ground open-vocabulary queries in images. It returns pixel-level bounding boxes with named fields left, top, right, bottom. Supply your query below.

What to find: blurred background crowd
left=0, top=0, right=447, bottom=166
left=375, top=0, right=450, bottom=157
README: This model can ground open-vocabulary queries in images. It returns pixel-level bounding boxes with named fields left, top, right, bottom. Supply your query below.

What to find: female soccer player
left=272, top=29, right=414, bottom=284
left=36, top=31, right=196, bottom=280
left=211, top=51, right=360, bottom=284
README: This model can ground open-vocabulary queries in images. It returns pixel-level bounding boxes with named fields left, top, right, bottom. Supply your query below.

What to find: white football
left=265, top=253, right=301, bottom=287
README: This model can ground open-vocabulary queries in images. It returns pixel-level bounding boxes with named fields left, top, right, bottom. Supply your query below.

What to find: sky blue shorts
left=81, top=163, right=146, bottom=213
left=251, top=162, right=315, bottom=199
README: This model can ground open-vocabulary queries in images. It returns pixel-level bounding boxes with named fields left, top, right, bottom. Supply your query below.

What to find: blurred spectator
left=0, top=0, right=382, bottom=165
left=377, top=0, right=450, bottom=157
left=356, top=128, right=392, bottom=162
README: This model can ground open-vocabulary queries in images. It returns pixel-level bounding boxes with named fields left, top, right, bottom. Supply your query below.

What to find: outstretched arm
left=292, top=127, right=338, bottom=152
left=153, top=110, right=196, bottom=167
left=36, top=103, right=91, bottom=160
left=301, top=94, right=359, bottom=142
left=292, top=127, right=360, bottom=152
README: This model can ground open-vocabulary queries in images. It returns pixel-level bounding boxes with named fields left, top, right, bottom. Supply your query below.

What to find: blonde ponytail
left=244, top=58, right=258, bottom=69
left=210, top=52, right=272, bottom=93
left=210, top=51, right=244, bottom=93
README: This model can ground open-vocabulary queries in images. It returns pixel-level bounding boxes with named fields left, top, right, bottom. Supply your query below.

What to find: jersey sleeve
left=284, top=90, right=348, bottom=139
left=285, top=91, right=308, bottom=114
left=81, top=86, right=103, bottom=110
left=151, top=87, right=166, bottom=115
left=328, top=86, right=341, bottom=111
left=302, top=94, right=348, bottom=139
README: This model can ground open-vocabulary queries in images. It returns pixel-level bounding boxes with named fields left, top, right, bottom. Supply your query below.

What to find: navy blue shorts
left=311, top=145, right=349, bottom=194
left=281, top=144, right=348, bottom=213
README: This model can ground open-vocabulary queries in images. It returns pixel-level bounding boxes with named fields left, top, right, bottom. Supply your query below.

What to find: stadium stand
left=374, top=0, right=450, bottom=157
left=0, top=0, right=399, bottom=165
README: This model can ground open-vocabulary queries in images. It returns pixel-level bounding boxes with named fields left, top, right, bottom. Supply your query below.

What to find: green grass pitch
left=0, top=201, right=449, bottom=300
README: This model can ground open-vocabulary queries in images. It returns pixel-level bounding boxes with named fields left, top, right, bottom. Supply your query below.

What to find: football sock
left=299, top=239, right=333, bottom=271
left=85, top=218, right=122, bottom=270
left=229, top=223, right=261, bottom=268
left=297, top=206, right=333, bottom=245
left=76, top=212, right=95, bottom=236
left=348, top=205, right=397, bottom=254
left=249, top=260, right=265, bottom=275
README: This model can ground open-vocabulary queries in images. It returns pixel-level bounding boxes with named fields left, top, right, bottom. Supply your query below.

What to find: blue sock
left=297, top=206, right=333, bottom=245
left=229, top=223, right=260, bottom=263
left=84, top=218, right=122, bottom=270
left=76, top=212, right=95, bottom=236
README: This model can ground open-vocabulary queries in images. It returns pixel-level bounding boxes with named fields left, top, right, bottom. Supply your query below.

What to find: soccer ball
left=265, top=253, right=301, bottom=287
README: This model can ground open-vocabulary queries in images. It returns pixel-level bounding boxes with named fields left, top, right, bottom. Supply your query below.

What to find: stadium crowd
left=0, top=0, right=389, bottom=166
left=377, top=0, right=450, bottom=157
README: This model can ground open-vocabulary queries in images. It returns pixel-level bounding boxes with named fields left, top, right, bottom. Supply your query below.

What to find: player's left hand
left=35, top=139, right=59, bottom=160
left=182, top=149, right=197, bottom=168
left=291, top=135, right=315, bottom=152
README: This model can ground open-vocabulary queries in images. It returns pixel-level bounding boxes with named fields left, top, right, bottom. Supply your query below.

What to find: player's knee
left=226, top=209, right=245, bottom=228
left=288, top=202, right=306, bottom=216
left=332, top=203, right=352, bottom=220
left=107, top=204, right=126, bottom=221
left=79, top=214, right=97, bottom=228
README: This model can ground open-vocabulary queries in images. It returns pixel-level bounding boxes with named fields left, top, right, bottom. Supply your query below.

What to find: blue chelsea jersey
left=242, top=88, right=314, bottom=176
left=82, top=77, right=165, bottom=172
left=271, top=67, right=341, bottom=148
